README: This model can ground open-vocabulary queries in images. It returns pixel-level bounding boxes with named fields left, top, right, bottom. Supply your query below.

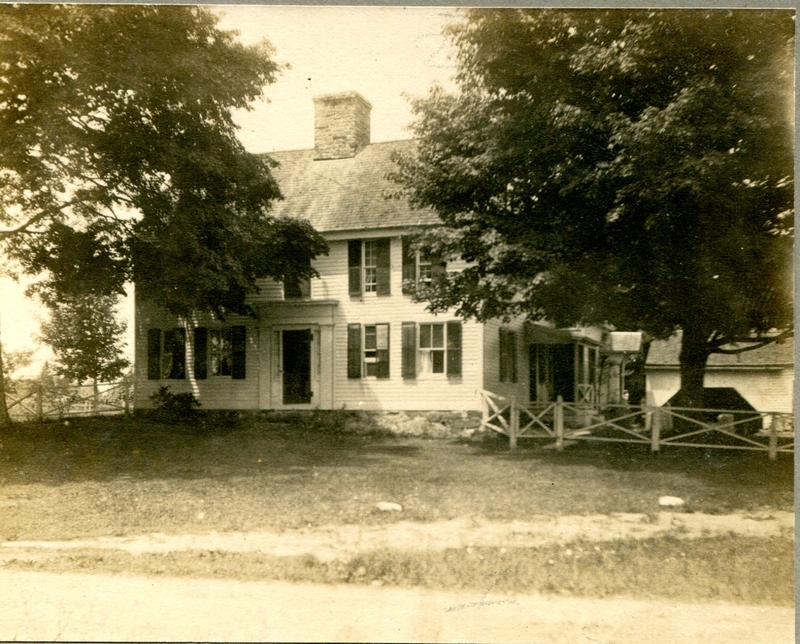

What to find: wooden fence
left=4, top=380, right=132, bottom=422
left=480, top=390, right=794, bottom=460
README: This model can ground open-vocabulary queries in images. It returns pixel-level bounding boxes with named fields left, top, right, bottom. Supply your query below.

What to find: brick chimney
left=313, top=92, right=372, bottom=160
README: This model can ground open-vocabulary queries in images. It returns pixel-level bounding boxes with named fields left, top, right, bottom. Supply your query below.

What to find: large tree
left=0, top=5, right=327, bottom=422
left=393, top=9, right=794, bottom=408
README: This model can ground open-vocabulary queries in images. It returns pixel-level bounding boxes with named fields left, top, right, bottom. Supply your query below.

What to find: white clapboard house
left=135, top=92, right=635, bottom=414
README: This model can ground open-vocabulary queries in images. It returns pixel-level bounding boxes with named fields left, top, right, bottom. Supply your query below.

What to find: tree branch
left=711, top=329, right=794, bottom=355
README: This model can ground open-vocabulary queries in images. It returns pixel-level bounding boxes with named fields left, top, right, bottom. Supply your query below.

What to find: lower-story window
left=347, top=323, right=390, bottom=379
left=193, top=326, right=247, bottom=380
left=401, top=321, right=462, bottom=379
left=147, top=328, right=186, bottom=380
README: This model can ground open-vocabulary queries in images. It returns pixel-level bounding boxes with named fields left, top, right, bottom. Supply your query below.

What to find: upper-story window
left=402, top=236, right=445, bottom=295
left=348, top=238, right=390, bottom=296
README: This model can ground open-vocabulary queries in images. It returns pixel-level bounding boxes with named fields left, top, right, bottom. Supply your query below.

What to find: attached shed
left=645, top=332, right=794, bottom=412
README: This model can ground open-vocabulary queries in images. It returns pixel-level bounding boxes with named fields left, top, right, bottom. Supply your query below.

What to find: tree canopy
left=0, top=4, right=327, bottom=316
left=393, top=9, right=794, bottom=405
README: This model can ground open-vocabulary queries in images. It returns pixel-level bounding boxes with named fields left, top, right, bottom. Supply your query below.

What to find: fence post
left=651, top=407, right=661, bottom=454
left=768, top=413, right=778, bottom=461
left=509, top=397, right=518, bottom=450
left=36, top=384, right=43, bottom=423
left=555, top=395, right=564, bottom=451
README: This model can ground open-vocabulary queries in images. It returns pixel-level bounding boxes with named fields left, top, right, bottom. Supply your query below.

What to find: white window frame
left=363, top=239, right=378, bottom=296
left=418, top=322, right=447, bottom=377
left=209, top=328, right=233, bottom=377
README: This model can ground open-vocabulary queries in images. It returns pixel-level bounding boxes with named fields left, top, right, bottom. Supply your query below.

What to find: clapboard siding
left=647, top=368, right=794, bottom=412
left=327, top=238, right=483, bottom=411
left=482, top=317, right=530, bottom=405
left=134, top=300, right=260, bottom=409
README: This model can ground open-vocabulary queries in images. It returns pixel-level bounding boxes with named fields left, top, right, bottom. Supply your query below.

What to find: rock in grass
left=658, top=496, right=685, bottom=507
left=376, top=501, right=403, bottom=512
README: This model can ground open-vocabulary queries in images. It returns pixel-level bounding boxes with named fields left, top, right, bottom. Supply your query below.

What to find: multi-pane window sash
left=347, top=323, right=389, bottom=379
left=402, top=321, right=462, bottom=379
left=401, top=236, right=445, bottom=295
left=348, top=239, right=390, bottom=296
left=209, top=328, right=233, bottom=376
left=148, top=326, right=246, bottom=381
left=147, top=328, right=185, bottom=380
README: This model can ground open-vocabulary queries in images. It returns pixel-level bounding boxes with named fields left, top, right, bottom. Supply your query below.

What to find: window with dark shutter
left=446, top=321, right=462, bottom=378
left=231, top=326, right=246, bottom=380
left=401, top=237, right=416, bottom=294
left=500, top=329, right=517, bottom=383
left=348, top=240, right=362, bottom=296
left=401, top=322, right=416, bottom=379
left=147, top=329, right=161, bottom=380
left=364, top=323, right=390, bottom=378
left=375, top=238, right=391, bottom=296
left=194, top=327, right=208, bottom=380
left=164, top=328, right=186, bottom=380
left=347, top=323, right=362, bottom=378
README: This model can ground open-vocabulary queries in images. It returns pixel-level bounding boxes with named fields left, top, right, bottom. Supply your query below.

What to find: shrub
left=149, top=386, right=201, bottom=423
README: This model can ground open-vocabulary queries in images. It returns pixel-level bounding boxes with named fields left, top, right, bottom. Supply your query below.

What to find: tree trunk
left=0, top=343, right=11, bottom=427
left=92, top=378, right=99, bottom=415
left=677, top=325, right=712, bottom=409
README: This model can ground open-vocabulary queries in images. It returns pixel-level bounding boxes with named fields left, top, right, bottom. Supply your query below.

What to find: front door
left=282, top=329, right=312, bottom=404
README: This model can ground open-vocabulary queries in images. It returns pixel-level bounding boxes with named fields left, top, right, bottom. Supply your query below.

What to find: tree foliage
left=393, top=9, right=794, bottom=405
left=39, top=294, right=129, bottom=385
left=0, top=4, right=327, bottom=316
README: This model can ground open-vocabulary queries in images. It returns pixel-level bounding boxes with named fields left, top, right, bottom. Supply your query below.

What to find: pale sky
left=0, top=6, right=460, bottom=375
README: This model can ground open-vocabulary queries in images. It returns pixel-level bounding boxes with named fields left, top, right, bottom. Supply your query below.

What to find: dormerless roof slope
left=262, top=140, right=440, bottom=233
left=647, top=332, right=794, bottom=368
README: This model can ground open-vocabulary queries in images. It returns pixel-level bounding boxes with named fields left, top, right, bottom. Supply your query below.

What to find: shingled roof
left=262, top=140, right=440, bottom=233
left=646, top=332, right=794, bottom=368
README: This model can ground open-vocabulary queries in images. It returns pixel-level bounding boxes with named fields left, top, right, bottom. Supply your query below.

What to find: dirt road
left=0, top=569, right=792, bottom=643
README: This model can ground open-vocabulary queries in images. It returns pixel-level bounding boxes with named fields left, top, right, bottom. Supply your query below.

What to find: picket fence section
left=480, top=390, right=794, bottom=460
left=5, top=381, right=133, bottom=421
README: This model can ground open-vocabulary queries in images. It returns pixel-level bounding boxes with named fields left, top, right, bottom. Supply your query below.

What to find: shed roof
left=646, top=331, right=794, bottom=368
left=262, top=140, right=440, bottom=233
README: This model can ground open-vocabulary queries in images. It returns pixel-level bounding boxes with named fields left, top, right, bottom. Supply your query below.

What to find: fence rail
left=479, top=390, right=793, bottom=459
left=5, top=381, right=132, bottom=422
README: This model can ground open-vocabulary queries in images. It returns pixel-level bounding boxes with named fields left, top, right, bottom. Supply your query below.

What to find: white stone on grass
left=376, top=501, right=403, bottom=512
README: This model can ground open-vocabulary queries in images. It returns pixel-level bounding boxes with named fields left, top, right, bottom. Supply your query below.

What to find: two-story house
left=134, top=92, right=625, bottom=417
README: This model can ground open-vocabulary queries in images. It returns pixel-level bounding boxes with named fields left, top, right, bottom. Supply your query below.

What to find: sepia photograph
left=0, top=4, right=794, bottom=642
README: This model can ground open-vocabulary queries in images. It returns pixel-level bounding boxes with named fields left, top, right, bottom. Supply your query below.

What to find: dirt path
left=2, top=509, right=792, bottom=562
left=0, top=569, right=793, bottom=643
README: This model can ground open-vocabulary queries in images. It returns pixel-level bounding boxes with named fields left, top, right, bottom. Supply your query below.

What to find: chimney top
left=313, top=91, right=372, bottom=160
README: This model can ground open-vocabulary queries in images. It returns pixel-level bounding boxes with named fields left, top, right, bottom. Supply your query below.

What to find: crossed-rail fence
left=480, top=389, right=793, bottom=460
left=4, top=381, right=133, bottom=422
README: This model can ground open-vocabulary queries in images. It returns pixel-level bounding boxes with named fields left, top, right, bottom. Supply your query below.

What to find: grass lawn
left=0, top=413, right=792, bottom=540
left=0, top=414, right=793, bottom=602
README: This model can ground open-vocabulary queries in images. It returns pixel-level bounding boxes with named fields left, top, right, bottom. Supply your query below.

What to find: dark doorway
left=283, top=329, right=312, bottom=404
left=552, top=344, right=575, bottom=402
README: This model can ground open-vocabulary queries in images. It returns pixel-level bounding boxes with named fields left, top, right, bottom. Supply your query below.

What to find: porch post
left=509, top=396, right=518, bottom=450
left=555, top=395, right=564, bottom=451
left=651, top=406, right=661, bottom=454
left=768, top=414, right=778, bottom=460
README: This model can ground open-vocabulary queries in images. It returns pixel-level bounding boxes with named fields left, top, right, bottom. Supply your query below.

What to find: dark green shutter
left=510, top=331, right=518, bottom=383
left=376, top=238, right=391, bottom=296
left=164, top=328, right=186, bottom=380
left=401, top=237, right=416, bottom=294
left=231, top=325, right=246, bottom=379
left=347, top=323, right=362, bottom=379
left=194, top=327, right=207, bottom=380
left=446, top=321, right=462, bottom=378
left=402, top=322, right=416, bottom=379
left=147, top=329, right=161, bottom=380
left=348, top=240, right=362, bottom=296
